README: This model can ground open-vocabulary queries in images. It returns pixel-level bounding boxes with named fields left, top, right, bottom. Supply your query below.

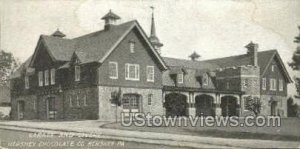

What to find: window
left=271, top=65, right=275, bottom=72
left=262, top=78, right=266, bottom=90
left=177, top=73, right=184, bottom=84
left=38, top=71, right=43, bottom=86
left=109, top=62, right=118, bottom=79
left=50, top=68, right=55, bottom=85
left=76, top=95, right=80, bottom=107
left=69, top=95, right=73, bottom=107
left=25, top=76, right=29, bottom=89
left=129, top=41, right=135, bottom=53
left=203, top=73, right=208, bottom=85
left=270, top=78, right=277, bottom=91
left=242, top=79, right=248, bottom=89
left=125, top=63, right=140, bottom=81
left=75, top=66, right=80, bottom=81
left=148, top=94, right=152, bottom=105
left=44, top=70, right=49, bottom=86
left=147, top=66, right=154, bottom=82
left=83, top=94, right=87, bottom=106
left=279, top=79, right=283, bottom=91
left=226, top=82, right=230, bottom=89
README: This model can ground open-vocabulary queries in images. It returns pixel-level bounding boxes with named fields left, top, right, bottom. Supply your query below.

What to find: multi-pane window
left=148, top=94, right=152, bottom=105
left=177, top=73, right=184, bottom=84
left=270, top=78, right=277, bottom=91
left=38, top=71, right=43, bottom=86
left=147, top=66, right=154, bottom=82
left=44, top=70, right=49, bottom=86
left=75, top=66, right=80, bottom=81
left=109, top=62, right=118, bottom=79
left=125, top=63, right=140, bottom=81
left=129, top=41, right=135, bottom=53
left=203, top=74, right=209, bottom=85
left=50, top=68, right=55, bottom=85
left=262, top=78, right=266, bottom=90
left=76, top=95, right=80, bottom=107
left=279, top=79, right=283, bottom=91
left=25, top=76, right=29, bottom=89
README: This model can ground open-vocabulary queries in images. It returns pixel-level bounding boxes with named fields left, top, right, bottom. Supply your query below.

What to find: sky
left=0, top=0, right=299, bottom=95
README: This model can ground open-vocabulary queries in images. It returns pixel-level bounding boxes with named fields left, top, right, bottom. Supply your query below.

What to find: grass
left=100, top=117, right=300, bottom=142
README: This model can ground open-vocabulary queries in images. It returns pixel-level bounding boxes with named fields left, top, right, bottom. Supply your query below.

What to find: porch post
left=215, top=94, right=222, bottom=117
left=188, top=92, right=196, bottom=117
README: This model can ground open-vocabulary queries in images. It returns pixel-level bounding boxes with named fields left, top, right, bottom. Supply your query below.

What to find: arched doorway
left=122, top=94, right=142, bottom=114
left=221, top=96, right=238, bottom=117
left=270, top=101, right=277, bottom=116
left=164, top=93, right=187, bottom=117
left=195, top=94, right=214, bottom=116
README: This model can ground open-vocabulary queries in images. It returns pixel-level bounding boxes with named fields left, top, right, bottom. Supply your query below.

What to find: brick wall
left=11, top=95, right=37, bottom=120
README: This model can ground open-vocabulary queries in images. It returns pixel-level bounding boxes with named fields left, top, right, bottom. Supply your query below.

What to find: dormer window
left=75, top=66, right=80, bottom=81
left=38, top=71, right=43, bottom=87
left=50, top=68, right=55, bottom=85
left=129, top=41, right=135, bottom=53
left=25, top=76, right=29, bottom=89
left=203, top=73, right=208, bottom=85
left=271, top=65, right=275, bottom=72
left=177, top=73, right=184, bottom=84
left=44, top=70, right=49, bottom=86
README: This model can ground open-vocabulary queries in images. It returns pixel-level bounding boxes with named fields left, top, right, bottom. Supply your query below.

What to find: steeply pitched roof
left=10, top=56, right=33, bottom=79
left=163, top=50, right=292, bottom=82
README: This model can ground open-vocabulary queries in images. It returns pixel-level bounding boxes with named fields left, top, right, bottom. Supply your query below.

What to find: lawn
left=100, top=117, right=300, bottom=142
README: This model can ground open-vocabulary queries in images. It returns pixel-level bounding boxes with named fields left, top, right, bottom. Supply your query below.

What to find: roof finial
left=150, top=6, right=156, bottom=37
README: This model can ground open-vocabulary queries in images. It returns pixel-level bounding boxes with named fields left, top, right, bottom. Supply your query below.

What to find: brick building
left=10, top=10, right=292, bottom=120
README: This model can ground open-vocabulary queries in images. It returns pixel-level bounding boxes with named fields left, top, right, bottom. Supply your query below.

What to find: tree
left=0, top=50, right=19, bottom=86
left=245, top=96, right=261, bottom=116
left=289, top=26, right=300, bottom=95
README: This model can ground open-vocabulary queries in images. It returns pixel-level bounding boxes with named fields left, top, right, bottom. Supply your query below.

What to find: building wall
left=98, top=86, right=163, bottom=121
left=260, top=95, right=287, bottom=117
left=37, top=94, right=64, bottom=120
left=11, top=94, right=37, bottom=120
left=63, top=87, right=99, bottom=120
left=98, top=27, right=163, bottom=89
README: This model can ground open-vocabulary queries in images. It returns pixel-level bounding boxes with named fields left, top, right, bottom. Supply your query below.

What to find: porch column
left=215, top=94, right=222, bottom=116
left=162, top=91, right=166, bottom=116
left=188, top=92, right=196, bottom=117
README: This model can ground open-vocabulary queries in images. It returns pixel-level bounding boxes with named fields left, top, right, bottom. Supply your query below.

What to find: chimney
left=101, top=10, right=121, bottom=31
left=245, top=41, right=258, bottom=66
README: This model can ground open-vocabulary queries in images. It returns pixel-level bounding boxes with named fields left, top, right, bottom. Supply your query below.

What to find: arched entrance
left=164, top=93, right=187, bottom=117
left=270, top=101, right=277, bottom=116
left=122, top=94, right=142, bottom=113
left=195, top=94, right=214, bottom=116
left=221, top=96, right=238, bottom=117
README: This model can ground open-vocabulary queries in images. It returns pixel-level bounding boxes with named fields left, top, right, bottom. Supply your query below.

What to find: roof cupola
left=101, top=10, right=121, bottom=30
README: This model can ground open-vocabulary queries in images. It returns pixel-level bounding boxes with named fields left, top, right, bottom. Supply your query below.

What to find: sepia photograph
left=0, top=0, right=299, bottom=148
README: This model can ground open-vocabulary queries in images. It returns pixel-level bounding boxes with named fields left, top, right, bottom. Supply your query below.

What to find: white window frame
left=125, top=63, right=140, bottom=81
left=109, top=62, right=118, bottom=79
left=177, top=73, right=184, bottom=84
left=147, top=66, right=155, bottom=82
left=129, top=41, right=135, bottom=53
left=75, top=66, right=80, bottom=81
left=271, top=65, right=275, bottom=72
left=279, top=79, right=283, bottom=91
left=44, top=70, right=49, bottom=86
left=38, top=71, right=43, bottom=87
left=25, top=76, right=29, bottom=89
left=50, top=68, right=55, bottom=85
left=69, top=95, right=73, bottom=107
left=270, top=78, right=277, bottom=91
left=262, top=78, right=266, bottom=90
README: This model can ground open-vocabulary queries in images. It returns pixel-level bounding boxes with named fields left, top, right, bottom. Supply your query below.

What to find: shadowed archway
left=221, top=96, right=238, bottom=117
left=195, top=94, right=214, bottom=117
left=164, top=93, right=187, bottom=117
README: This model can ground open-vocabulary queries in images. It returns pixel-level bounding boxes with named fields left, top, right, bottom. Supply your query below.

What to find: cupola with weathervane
left=149, top=6, right=163, bottom=54
left=189, top=51, right=201, bottom=61
left=101, top=9, right=121, bottom=30
left=51, top=28, right=66, bottom=38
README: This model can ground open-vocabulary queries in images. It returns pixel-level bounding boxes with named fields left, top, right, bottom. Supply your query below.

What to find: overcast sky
left=0, top=0, right=299, bottom=95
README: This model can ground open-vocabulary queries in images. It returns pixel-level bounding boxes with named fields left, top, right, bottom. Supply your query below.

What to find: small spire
left=149, top=6, right=163, bottom=54
left=51, top=28, right=66, bottom=38
left=150, top=6, right=156, bottom=38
